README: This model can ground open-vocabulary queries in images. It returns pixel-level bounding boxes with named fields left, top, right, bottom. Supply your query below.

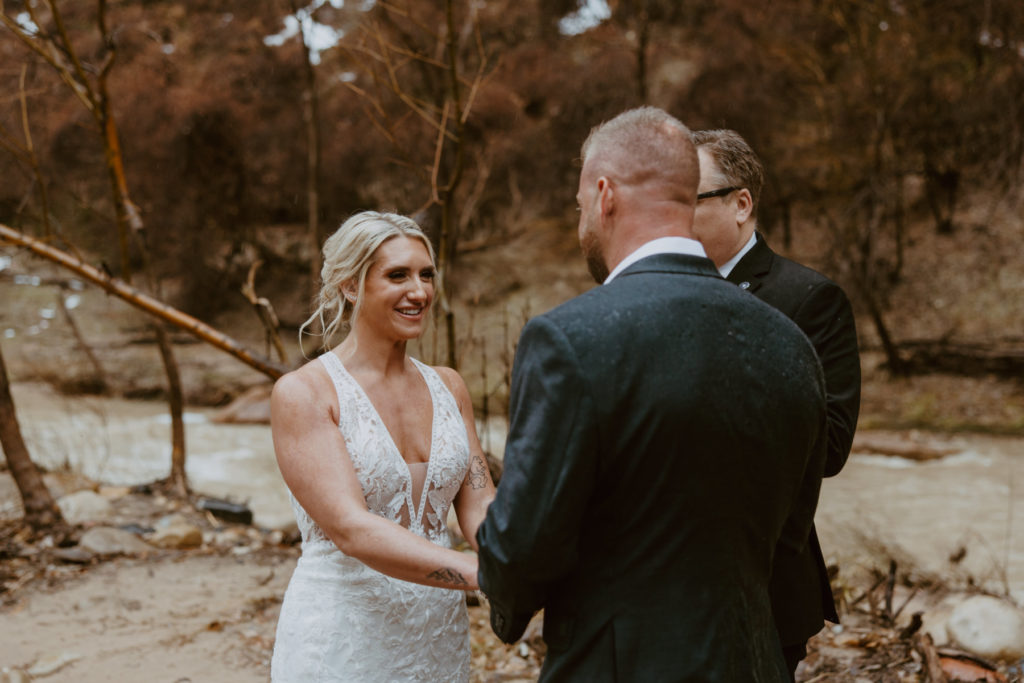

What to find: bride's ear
left=341, top=282, right=357, bottom=304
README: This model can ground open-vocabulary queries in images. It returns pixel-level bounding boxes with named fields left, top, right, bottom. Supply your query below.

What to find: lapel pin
left=739, top=281, right=751, bottom=290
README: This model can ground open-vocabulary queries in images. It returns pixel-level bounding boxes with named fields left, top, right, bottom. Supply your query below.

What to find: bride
left=269, top=211, right=496, bottom=682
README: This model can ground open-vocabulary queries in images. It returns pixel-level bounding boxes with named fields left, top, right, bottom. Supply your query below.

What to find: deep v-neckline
left=331, top=355, right=438, bottom=528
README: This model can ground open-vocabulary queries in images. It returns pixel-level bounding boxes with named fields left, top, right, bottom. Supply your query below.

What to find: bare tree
left=340, top=0, right=493, bottom=368
left=1, top=0, right=194, bottom=493
left=0, top=341, right=64, bottom=530
left=285, top=0, right=325, bottom=304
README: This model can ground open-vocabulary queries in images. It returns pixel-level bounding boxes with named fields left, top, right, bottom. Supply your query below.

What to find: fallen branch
left=1, top=224, right=289, bottom=380
left=895, top=340, right=1024, bottom=377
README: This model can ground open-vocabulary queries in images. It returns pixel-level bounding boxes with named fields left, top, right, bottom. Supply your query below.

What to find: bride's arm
left=271, top=368, right=478, bottom=590
left=436, top=367, right=497, bottom=552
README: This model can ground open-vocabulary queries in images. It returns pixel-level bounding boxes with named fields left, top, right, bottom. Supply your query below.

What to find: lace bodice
left=290, top=353, right=470, bottom=553
left=271, top=354, right=472, bottom=682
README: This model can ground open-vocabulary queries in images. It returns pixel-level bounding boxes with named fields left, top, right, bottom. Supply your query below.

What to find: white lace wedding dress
left=270, top=354, right=472, bottom=682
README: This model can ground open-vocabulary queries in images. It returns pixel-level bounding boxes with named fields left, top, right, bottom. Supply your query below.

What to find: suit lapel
left=726, top=233, right=773, bottom=294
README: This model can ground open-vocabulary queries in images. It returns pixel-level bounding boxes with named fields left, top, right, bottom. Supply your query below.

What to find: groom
left=476, top=107, right=829, bottom=681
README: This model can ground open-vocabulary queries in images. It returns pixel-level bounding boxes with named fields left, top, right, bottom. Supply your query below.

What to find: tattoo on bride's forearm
left=468, top=455, right=488, bottom=490
left=427, top=567, right=468, bottom=586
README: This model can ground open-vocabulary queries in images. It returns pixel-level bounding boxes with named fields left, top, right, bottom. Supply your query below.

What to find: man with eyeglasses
left=691, top=128, right=862, bottom=680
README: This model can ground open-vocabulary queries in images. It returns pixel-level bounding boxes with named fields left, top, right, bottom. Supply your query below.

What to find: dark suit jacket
left=726, top=233, right=861, bottom=645
left=477, top=253, right=828, bottom=682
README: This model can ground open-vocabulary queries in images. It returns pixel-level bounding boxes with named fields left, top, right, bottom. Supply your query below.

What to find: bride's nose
left=407, top=277, right=430, bottom=303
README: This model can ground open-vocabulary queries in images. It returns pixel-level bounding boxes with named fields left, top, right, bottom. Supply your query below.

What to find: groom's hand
left=488, top=601, right=533, bottom=644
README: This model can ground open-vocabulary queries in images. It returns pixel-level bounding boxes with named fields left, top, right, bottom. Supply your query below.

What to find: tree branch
left=0, top=224, right=289, bottom=380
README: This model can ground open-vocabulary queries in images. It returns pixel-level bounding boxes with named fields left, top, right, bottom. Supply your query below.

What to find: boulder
left=53, top=547, right=94, bottom=564
left=77, top=526, right=152, bottom=557
left=148, top=514, right=203, bottom=549
left=947, top=595, right=1024, bottom=661
left=0, top=667, right=32, bottom=683
left=56, top=490, right=113, bottom=524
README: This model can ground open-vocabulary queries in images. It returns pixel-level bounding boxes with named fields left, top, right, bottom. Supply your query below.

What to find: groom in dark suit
left=476, top=107, right=829, bottom=681
left=691, top=129, right=862, bottom=678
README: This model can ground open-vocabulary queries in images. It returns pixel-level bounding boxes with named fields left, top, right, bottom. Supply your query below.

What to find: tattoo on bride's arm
left=468, top=455, right=488, bottom=490
left=427, top=567, right=468, bottom=586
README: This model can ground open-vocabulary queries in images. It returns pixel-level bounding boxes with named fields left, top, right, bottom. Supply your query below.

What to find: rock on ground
left=947, top=595, right=1024, bottom=661
left=56, top=491, right=113, bottom=525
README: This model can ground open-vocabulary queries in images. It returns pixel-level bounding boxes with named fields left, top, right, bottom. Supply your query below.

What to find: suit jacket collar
left=725, top=232, right=775, bottom=293
left=615, top=252, right=722, bottom=281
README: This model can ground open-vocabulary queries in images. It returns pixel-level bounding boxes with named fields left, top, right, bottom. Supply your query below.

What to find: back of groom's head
left=581, top=107, right=699, bottom=205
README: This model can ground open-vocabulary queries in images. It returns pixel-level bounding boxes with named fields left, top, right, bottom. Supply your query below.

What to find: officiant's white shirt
left=717, top=231, right=758, bottom=278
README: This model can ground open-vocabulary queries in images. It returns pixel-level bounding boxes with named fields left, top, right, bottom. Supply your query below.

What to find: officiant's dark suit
left=476, top=107, right=829, bottom=682
left=726, top=233, right=860, bottom=648
left=692, top=129, right=861, bottom=676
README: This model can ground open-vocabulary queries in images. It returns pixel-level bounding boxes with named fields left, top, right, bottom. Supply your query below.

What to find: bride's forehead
left=371, top=237, right=432, bottom=267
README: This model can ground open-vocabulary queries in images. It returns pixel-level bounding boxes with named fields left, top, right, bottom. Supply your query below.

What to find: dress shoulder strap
left=410, top=358, right=460, bottom=416
left=317, top=352, right=352, bottom=423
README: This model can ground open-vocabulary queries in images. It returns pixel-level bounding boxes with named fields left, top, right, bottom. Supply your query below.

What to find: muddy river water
left=5, top=382, right=1024, bottom=602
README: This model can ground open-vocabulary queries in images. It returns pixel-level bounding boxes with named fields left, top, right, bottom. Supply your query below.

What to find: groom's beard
left=580, top=228, right=609, bottom=284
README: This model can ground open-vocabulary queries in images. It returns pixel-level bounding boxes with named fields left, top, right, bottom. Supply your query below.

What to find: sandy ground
left=1, top=550, right=292, bottom=682
left=0, top=545, right=541, bottom=683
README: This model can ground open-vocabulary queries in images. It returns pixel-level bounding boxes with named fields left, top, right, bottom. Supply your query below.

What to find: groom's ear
left=597, top=176, right=615, bottom=216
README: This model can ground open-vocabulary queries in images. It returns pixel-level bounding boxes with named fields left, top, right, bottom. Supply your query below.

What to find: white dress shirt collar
left=718, top=231, right=758, bottom=278
left=604, top=236, right=707, bottom=284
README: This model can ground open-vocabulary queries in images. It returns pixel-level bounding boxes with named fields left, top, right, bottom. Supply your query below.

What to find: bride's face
left=355, top=236, right=435, bottom=341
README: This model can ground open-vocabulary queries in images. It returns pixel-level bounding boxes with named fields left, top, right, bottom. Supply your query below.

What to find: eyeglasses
left=696, top=186, right=740, bottom=201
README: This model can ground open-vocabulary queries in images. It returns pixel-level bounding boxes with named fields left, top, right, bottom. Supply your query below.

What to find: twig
left=241, top=260, right=289, bottom=365
left=849, top=572, right=888, bottom=607
left=912, top=632, right=948, bottom=682
left=892, top=585, right=919, bottom=621
left=883, top=559, right=897, bottom=622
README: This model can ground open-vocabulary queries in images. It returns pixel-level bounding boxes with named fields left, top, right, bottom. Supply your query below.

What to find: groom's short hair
left=580, top=107, right=699, bottom=200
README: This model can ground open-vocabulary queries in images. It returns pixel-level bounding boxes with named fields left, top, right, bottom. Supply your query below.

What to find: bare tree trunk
left=152, top=324, right=187, bottom=496
left=0, top=342, right=63, bottom=529
left=437, top=0, right=468, bottom=370
left=860, top=281, right=906, bottom=375
left=635, top=0, right=650, bottom=103
left=291, top=0, right=322, bottom=304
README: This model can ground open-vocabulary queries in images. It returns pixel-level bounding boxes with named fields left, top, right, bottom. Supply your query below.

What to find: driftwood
left=894, top=340, right=1024, bottom=377
left=851, top=433, right=960, bottom=461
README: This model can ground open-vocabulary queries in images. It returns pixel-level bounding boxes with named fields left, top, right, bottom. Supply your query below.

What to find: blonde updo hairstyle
left=300, top=211, right=436, bottom=352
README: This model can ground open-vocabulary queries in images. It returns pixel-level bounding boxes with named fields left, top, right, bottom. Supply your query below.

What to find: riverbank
left=4, top=427, right=1024, bottom=681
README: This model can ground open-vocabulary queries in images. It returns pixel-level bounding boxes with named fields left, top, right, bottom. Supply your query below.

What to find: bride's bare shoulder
left=272, top=358, right=334, bottom=411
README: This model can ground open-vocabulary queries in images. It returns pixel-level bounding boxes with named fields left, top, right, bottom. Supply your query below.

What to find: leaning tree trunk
left=0, top=342, right=63, bottom=528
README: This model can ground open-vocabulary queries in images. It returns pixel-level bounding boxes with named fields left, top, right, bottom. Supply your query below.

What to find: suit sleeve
left=475, top=316, right=598, bottom=643
left=777, top=382, right=827, bottom=555
left=792, top=280, right=861, bottom=477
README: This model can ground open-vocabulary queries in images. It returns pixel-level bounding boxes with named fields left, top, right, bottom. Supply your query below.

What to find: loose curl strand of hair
left=299, top=211, right=436, bottom=356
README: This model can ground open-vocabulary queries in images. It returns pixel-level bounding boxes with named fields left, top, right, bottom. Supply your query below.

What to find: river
left=4, top=382, right=1024, bottom=602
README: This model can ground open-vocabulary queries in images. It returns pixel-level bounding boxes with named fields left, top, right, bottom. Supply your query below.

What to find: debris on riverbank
left=3, top=471, right=1024, bottom=682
